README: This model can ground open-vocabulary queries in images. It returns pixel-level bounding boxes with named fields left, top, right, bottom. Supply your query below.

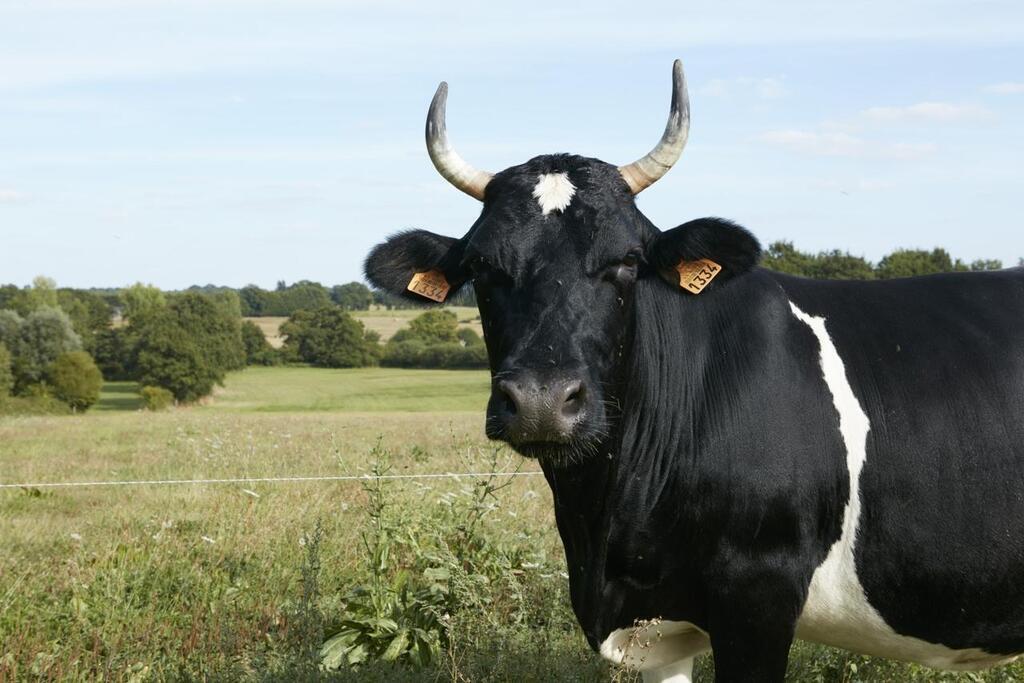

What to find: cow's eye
left=622, top=252, right=639, bottom=268
left=467, top=257, right=488, bottom=278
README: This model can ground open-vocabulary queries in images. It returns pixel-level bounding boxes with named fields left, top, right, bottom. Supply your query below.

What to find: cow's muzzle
left=486, top=371, right=588, bottom=446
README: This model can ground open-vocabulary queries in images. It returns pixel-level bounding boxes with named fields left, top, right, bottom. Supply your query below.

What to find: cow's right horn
left=618, top=60, right=690, bottom=195
left=426, top=82, right=493, bottom=201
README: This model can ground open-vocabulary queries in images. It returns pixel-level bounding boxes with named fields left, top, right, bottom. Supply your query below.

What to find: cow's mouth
left=496, top=430, right=608, bottom=467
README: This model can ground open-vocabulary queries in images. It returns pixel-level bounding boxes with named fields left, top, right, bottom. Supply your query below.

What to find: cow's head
left=366, top=61, right=759, bottom=464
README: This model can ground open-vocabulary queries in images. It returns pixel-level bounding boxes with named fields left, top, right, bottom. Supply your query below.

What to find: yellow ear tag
left=407, top=270, right=450, bottom=302
left=675, top=258, right=722, bottom=294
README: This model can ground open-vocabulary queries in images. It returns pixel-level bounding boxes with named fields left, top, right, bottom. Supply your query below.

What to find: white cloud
left=861, top=101, right=992, bottom=123
left=984, top=82, right=1024, bottom=95
left=0, top=189, right=26, bottom=203
left=759, top=130, right=936, bottom=160
left=698, top=77, right=786, bottom=100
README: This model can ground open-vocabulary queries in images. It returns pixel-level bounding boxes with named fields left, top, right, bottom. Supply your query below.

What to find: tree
left=13, top=308, right=82, bottom=389
left=268, top=281, right=332, bottom=316
left=134, top=293, right=245, bottom=402
left=57, top=288, right=112, bottom=353
left=402, top=310, right=460, bottom=344
left=0, top=285, right=29, bottom=315
left=120, top=283, right=167, bottom=325
left=239, top=284, right=272, bottom=316
left=810, top=251, right=875, bottom=280
left=281, top=306, right=380, bottom=367
left=874, top=248, right=968, bottom=279
left=241, top=320, right=277, bottom=365
left=762, top=242, right=874, bottom=280
left=93, top=326, right=136, bottom=380
left=26, top=275, right=59, bottom=311
left=969, top=259, right=1003, bottom=272
left=0, top=343, right=12, bottom=398
left=0, top=310, right=22, bottom=351
left=331, top=282, right=374, bottom=311
left=50, top=351, right=103, bottom=411
left=761, top=241, right=815, bottom=277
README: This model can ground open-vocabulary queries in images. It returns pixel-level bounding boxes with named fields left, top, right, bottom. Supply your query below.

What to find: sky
left=1, top=0, right=1022, bottom=289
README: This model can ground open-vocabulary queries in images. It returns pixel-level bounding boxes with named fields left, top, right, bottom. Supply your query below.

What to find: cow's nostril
left=496, top=380, right=520, bottom=416
left=561, top=381, right=585, bottom=417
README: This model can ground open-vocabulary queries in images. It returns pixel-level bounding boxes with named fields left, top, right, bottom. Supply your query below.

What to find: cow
left=364, top=60, right=1024, bottom=682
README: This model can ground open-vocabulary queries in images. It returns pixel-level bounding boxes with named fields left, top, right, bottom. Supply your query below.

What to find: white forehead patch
left=532, top=172, right=576, bottom=215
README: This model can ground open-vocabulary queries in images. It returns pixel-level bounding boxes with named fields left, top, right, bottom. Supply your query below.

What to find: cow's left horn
left=618, top=60, right=690, bottom=195
left=426, top=82, right=493, bottom=201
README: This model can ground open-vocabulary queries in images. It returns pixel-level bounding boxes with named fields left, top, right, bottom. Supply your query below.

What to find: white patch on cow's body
left=789, top=301, right=1017, bottom=671
left=532, top=172, right=575, bottom=215
left=641, top=657, right=695, bottom=683
left=599, top=620, right=709, bottom=673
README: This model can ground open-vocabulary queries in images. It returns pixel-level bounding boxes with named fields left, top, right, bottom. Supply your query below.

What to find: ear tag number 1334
left=407, top=270, right=450, bottom=302
left=675, top=258, right=722, bottom=294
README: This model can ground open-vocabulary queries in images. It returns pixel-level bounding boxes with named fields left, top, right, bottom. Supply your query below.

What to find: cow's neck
left=541, top=274, right=755, bottom=640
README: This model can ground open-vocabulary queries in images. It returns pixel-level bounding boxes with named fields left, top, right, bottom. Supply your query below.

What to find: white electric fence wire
left=0, top=471, right=545, bottom=490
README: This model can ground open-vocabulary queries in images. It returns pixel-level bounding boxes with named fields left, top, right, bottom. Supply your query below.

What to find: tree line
left=1, top=242, right=1017, bottom=414
left=762, top=242, right=1007, bottom=279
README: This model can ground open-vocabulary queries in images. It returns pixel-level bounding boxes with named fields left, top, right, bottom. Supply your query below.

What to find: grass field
left=2, top=367, right=1022, bottom=681
left=245, top=306, right=483, bottom=347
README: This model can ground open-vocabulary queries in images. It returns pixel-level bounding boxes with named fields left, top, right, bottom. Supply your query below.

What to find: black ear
left=647, top=217, right=761, bottom=290
left=364, top=229, right=469, bottom=304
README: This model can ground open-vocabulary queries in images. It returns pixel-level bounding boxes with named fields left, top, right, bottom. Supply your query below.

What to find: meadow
left=244, top=307, right=483, bottom=348
left=2, top=367, right=1022, bottom=681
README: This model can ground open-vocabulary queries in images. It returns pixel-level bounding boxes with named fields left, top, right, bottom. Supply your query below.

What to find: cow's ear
left=646, top=218, right=761, bottom=293
left=364, top=229, right=469, bottom=305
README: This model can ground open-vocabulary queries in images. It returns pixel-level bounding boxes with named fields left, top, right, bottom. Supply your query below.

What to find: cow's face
left=368, top=155, right=653, bottom=461
left=365, top=61, right=758, bottom=464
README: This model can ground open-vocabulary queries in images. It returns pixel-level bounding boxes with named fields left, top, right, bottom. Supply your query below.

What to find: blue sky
left=1, top=0, right=1022, bottom=289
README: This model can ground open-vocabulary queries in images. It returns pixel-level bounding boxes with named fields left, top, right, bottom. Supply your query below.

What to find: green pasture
left=1, top=366, right=1022, bottom=681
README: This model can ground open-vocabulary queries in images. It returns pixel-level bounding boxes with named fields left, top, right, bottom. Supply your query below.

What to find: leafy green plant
left=321, top=445, right=443, bottom=670
left=320, top=440, right=534, bottom=674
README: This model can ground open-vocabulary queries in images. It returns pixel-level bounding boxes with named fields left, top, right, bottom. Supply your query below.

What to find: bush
left=456, top=327, right=484, bottom=347
left=382, top=341, right=487, bottom=369
left=0, top=343, right=12, bottom=398
left=49, top=351, right=103, bottom=411
left=140, top=385, right=174, bottom=411
left=0, top=393, right=72, bottom=416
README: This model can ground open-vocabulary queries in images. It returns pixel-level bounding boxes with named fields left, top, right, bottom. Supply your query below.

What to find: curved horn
left=425, top=82, right=493, bottom=201
left=618, top=59, right=690, bottom=195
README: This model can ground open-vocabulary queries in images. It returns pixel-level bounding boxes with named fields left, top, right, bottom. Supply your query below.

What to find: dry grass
left=244, top=306, right=483, bottom=347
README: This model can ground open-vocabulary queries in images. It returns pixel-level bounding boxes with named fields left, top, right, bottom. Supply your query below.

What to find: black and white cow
left=365, top=61, right=1024, bottom=682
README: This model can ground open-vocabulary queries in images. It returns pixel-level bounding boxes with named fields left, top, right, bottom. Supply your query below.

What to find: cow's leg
left=641, top=657, right=694, bottom=683
left=706, top=615, right=794, bottom=683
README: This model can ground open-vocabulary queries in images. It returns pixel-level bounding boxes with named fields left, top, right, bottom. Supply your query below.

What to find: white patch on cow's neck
left=790, top=301, right=1016, bottom=670
left=533, top=172, right=575, bottom=215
